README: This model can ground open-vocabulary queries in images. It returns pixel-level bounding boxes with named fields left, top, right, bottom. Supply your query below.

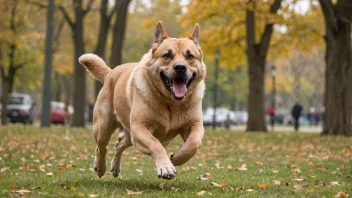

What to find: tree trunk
left=1, top=79, right=9, bottom=125
left=71, top=0, right=86, bottom=127
left=320, top=0, right=352, bottom=136
left=246, top=55, right=267, bottom=131
left=110, top=0, right=131, bottom=68
left=94, top=0, right=111, bottom=98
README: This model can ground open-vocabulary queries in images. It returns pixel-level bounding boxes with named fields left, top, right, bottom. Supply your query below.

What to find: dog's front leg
left=131, top=123, right=176, bottom=180
left=171, top=122, right=204, bottom=166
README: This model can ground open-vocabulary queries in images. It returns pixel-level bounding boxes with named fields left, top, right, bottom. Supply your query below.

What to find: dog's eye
left=186, top=53, right=194, bottom=60
left=162, top=53, right=173, bottom=60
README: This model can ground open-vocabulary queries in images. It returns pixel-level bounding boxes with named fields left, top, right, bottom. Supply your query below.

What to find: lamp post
left=270, top=65, right=277, bottom=130
left=212, top=48, right=220, bottom=129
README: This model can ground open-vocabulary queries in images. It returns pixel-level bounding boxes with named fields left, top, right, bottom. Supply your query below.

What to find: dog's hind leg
left=110, top=130, right=132, bottom=177
left=93, top=111, right=118, bottom=178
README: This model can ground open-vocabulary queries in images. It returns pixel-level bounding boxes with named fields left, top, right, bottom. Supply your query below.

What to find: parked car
left=203, top=107, right=248, bottom=127
left=6, top=93, right=35, bottom=124
left=50, top=101, right=74, bottom=125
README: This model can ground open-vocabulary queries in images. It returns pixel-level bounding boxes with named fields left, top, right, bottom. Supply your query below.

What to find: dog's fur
left=79, top=22, right=206, bottom=180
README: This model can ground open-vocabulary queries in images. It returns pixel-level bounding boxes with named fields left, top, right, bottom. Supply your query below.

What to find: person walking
left=291, top=101, right=303, bottom=132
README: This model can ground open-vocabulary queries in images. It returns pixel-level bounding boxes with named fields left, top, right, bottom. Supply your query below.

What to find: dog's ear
left=189, top=23, right=200, bottom=45
left=153, top=21, right=168, bottom=46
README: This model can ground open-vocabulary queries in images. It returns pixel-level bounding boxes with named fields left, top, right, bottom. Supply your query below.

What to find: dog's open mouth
left=160, top=72, right=196, bottom=100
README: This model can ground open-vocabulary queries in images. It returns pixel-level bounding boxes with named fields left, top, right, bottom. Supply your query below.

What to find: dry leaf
left=255, top=161, right=263, bottom=166
left=135, top=169, right=143, bottom=173
left=13, top=190, right=31, bottom=194
left=199, top=173, right=213, bottom=180
left=257, top=182, right=268, bottom=188
left=292, top=178, right=305, bottom=182
left=306, top=189, right=314, bottom=193
left=237, top=164, right=247, bottom=171
left=69, top=186, right=76, bottom=191
left=171, top=187, right=181, bottom=192
left=126, top=189, right=143, bottom=195
left=1, top=166, right=11, bottom=173
left=334, top=192, right=349, bottom=198
left=56, top=165, right=66, bottom=170
left=89, top=194, right=99, bottom=197
left=247, top=189, right=255, bottom=192
left=183, top=166, right=195, bottom=172
left=32, top=186, right=41, bottom=190
left=196, top=190, right=206, bottom=196
left=330, top=181, right=339, bottom=186
left=235, top=186, right=244, bottom=191
left=272, top=168, right=278, bottom=173
left=10, top=184, right=19, bottom=189
left=211, top=182, right=226, bottom=188
left=273, top=180, right=281, bottom=185
left=78, top=193, right=85, bottom=197
left=39, top=165, right=46, bottom=172
left=293, top=184, right=302, bottom=191
left=46, top=172, right=53, bottom=176
left=292, top=168, right=301, bottom=173
left=227, top=165, right=233, bottom=171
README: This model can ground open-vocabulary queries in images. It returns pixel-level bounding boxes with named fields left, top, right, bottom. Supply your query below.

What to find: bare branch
left=59, top=5, right=75, bottom=29
left=83, top=0, right=96, bottom=16
left=259, top=0, right=282, bottom=55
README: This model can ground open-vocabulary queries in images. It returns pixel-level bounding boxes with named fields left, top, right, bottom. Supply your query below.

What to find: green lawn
left=0, top=126, right=351, bottom=197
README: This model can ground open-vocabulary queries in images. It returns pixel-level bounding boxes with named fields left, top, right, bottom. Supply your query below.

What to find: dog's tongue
left=173, top=81, right=187, bottom=98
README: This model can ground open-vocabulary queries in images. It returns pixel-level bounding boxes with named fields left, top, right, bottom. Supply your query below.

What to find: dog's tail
left=78, top=53, right=111, bottom=83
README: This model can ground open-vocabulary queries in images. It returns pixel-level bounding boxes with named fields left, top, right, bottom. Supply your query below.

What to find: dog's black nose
left=173, top=64, right=187, bottom=73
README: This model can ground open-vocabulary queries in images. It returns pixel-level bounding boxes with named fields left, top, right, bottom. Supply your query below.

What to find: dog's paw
left=94, top=158, right=106, bottom=178
left=110, top=162, right=121, bottom=178
left=156, top=161, right=177, bottom=180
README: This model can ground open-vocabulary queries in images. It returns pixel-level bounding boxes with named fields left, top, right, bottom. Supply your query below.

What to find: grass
left=0, top=125, right=351, bottom=197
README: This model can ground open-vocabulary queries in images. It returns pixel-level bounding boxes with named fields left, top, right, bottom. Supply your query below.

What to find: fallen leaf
left=196, top=190, right=206, bottom=196
left=211, top=182, right=225, bottom=188
left=69, top=186, right=76, bottom=191
left=334, top=192, right=349, bottom=198
left=10, top=184, right=19, bottom=189
left=293, top=184, right=302, bottom=191
left=56, top=165, right=66, bottom=170
left=171, top=187, right=181, bottom=192
left=227, top=165, right=233, bottom=171
left=272, top=168, right=278, bottom=173
left=199, top=173, right=213, bottom=180
left=273, top=180, right=281, bottom=185
left=247, top=189, right=255, bottom=192
left=306, top=189, right=314, bottom=193
left=183, top=166, right=195, bottom=172
left=135, top=169, right=143, bottom=173
left=235, top=186, right=244, bottom=191
left=1, top=166, right=11, bottom=173
left=292, top=178, right=306, bottom=182
left=89, top=194, right=99, bottom=197
left=237, top=164, right=247, bottom=171
left=39, top=165, right=46, bottom=172
left=330, top=181, right=339, bottom=186
left=257, top=182, right=268, bottom=188
left=78, top=193, right=85, bottom=197
left=126, top=189, right=143, bottom=195
left=13, top=190, right=31, bottom=194
left=255, top=161, right=263, bottom=166
left=46, top=172, right=53, bottom=176
left=292, top=168, right=301, bottom=173
left=31, top=186, right=41, bottom=190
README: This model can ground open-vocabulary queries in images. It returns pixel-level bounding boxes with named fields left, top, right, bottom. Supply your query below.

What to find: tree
left=319, top=0, right=352, bottom=136
left=58, top=0, right=95, bottom=127
left=110, top=0, right=131, bottom=68
left=245, top=0, right=282, bottom=131
left=0, top=0, right=43, bottom=125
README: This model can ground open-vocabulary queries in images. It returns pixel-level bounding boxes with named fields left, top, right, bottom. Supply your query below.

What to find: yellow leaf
left=334, top=192, right=349, bottom=198
left=306, top=189, right=314, bottom=193
left=126, top=189, right=143, bottom=195
left=330, top=181, right=339, bottom=186
left=227, top=165, right=233, bottom=171
left=196, top=190, right=206, bottom=196
left=69, top=186, right=76, bottom=191
left=273, top=180, right=281, bottom=185
left=211, top=182, right=226, bottom=188
left=257, top=182, right=268, bottom=189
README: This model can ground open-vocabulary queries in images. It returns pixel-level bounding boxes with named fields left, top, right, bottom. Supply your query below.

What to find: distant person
left=267, top=106, right=275, bottom=131
left=291, top=101, right=303, bottom=132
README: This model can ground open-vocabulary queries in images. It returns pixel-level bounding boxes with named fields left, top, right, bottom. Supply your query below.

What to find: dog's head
left=147, top=21, right=206, bottom=101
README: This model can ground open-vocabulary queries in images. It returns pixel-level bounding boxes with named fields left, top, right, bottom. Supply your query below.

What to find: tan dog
left=79, top=21, right=206, bottom=180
